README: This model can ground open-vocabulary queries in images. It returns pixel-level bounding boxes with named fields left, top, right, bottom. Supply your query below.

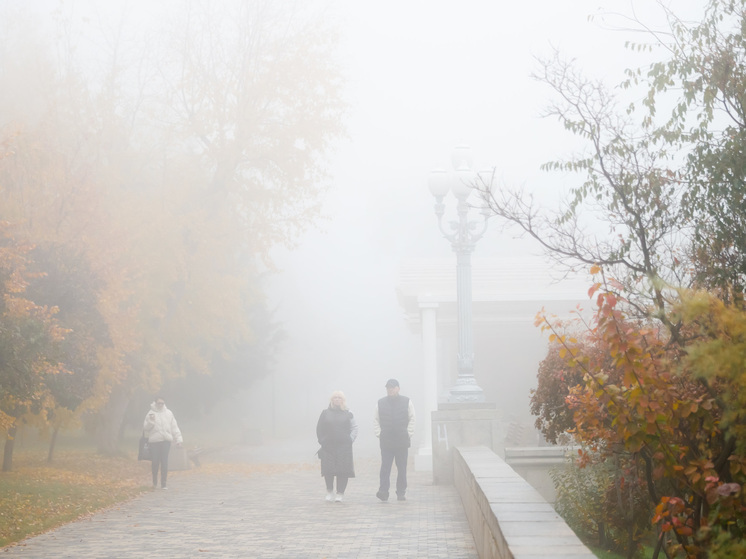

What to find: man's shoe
left=376, top=490, right=388, bottom=502
left=397, top=494, right=406, bottom=501
left=335, top=493, right=343, bottom=502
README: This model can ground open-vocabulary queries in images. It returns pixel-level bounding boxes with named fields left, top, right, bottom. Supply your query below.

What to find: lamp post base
left=447, top=377, right=485, bottom=403
left=432, top=401, right=499, bottom=484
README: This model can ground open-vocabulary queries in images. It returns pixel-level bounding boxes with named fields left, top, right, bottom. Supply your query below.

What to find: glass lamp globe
left=428, top=169, right=450, bottom=199
left=452, top=168, right=475, bottom=199
left=450, top=145, right=473, bottom=172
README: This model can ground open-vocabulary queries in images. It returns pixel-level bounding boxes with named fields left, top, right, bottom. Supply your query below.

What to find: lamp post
left=428, top=146, right=490, bottom=403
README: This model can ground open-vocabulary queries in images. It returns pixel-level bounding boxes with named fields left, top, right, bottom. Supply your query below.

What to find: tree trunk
left=652, top=530, right=673, bottom=559
left=600, top=521, right=608, bottom=547
left=117, top=410, right=128, bottom=443
left=94, top=385, right=131, bottom=455
left=626, top=526, right=635, bottom=559
left=3, top=423, right=17, bottom=472
left=47, top=423, right=60, bottom=463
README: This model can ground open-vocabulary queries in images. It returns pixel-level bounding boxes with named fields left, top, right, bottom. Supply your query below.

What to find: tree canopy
left=497, top=1, right=746, bottom=557
left=0, top=0, right=345, bottom=459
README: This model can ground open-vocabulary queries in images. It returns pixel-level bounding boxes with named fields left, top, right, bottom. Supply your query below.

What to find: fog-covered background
left=0, top=0, right=706, bottom=458
left=244, top=0, right=706, bottom=454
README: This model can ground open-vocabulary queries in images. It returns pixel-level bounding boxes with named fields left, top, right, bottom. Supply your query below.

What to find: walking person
left=316, top=390, right=358, bottom=502
left=374, top=378, right=415, bottom=501
left=143, top=395, right=183, bottom=490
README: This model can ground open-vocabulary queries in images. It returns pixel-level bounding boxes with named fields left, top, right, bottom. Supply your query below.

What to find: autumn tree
left=153, top=0, right=346, bottom=254
left=530, top=340, right=586, bottom=445
left=483, top=0, right=746, bottom=316
left=537, top=272, right=746, bottom=558
left=551, top=448, right=650, bottom=557
left=631, top=0, right=746, bottom=300
left=533, top=321, right=654, bottom=557
left=0, top=1, right=346, bottom=453
left=0, top=223, right=69, bottom=471
left=159, top=295, right=286, bottom=421
left=82, top=0, right=345, bottom=451
left=678, top=291, right=746, bottom=555
left=487, top=2, right=746, bottom=556
left=24, top=243, right=108, bottom=462
left=481, top=48, right=690, bottom=332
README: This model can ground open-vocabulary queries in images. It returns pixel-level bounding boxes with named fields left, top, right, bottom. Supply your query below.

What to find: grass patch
left=588, top=547, right=622, bottom=559
left=0, top=436, right=317, bottom=550
left=588, top=543, right=656, bottom=559
left=0, top=449, right=151, bottom=548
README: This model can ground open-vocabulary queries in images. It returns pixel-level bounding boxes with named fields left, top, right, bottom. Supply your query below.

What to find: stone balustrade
left=453, top=446, right=594, bottom=559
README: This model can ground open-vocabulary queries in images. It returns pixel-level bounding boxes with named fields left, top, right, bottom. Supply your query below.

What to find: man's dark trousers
left=379, top=446, right=408, bottom=497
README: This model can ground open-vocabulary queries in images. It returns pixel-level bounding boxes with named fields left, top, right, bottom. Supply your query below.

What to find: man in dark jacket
left=374, top=378, right=415, bottom=501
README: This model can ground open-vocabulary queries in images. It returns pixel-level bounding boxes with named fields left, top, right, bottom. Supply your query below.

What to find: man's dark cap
left=385, top=379, right=399, bottom=388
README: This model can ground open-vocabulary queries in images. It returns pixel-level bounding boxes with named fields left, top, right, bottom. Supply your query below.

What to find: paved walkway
left=1, top=444, right=477, bottom=558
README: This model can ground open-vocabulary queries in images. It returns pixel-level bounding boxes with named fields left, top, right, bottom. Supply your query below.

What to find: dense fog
left=242, top=0, right=706, bottom=458
left=0, top=0, right=706, bottom=461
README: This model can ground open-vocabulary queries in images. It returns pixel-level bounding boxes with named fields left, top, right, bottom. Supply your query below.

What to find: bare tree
left=482, top=52, right=692, bottom=338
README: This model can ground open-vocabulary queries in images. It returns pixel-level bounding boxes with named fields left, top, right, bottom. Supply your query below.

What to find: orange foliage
left=537, top=268, right=746, bottom=558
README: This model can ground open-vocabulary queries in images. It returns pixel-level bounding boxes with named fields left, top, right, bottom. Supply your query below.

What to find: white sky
left=9, top=0, right=709, bottom=440
left=264, top=0, right=708, bottom=438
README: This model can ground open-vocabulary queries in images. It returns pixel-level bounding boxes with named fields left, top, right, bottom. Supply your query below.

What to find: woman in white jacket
left=143, top=395, right=183, bottom=489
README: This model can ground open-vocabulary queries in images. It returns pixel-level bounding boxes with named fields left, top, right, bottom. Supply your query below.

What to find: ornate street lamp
left=428, top=146, right=491, bottom=402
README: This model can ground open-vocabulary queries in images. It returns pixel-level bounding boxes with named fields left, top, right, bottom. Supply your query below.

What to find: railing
left=504, top=445, right=576, bottom=504
left=453, top=446, right=594, bottom=559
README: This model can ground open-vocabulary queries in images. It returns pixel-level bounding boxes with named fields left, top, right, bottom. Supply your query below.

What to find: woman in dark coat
left=316, top=390, right=358, bottom=502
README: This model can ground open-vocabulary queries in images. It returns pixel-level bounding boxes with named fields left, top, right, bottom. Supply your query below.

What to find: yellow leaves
left=537, top=283, right=746, bottom=549
left=684, top=465, right=704, bottom=485
left=729, top=456, right=746, bottom=477
left=533, top=309, right=547, bottom=328
left=558, top=345, right=580, bottom=359
left=626, top=434, right=644, bottom=453
left=535, top=307, right=561, bottom=333
left=0, top=450, right=149, bottom=547
left=0, top=410, right=13, bottom=434
left=622, top=369, right=638, bottom=387
left=0, top=0, right=351, bottom=438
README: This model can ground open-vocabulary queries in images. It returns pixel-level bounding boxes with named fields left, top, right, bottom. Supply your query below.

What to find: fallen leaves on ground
left=1, top=449, right=316, bottom=549
left=0, top=450, right=149, bottom=547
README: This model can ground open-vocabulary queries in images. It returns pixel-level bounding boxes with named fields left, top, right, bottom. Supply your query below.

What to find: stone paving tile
left=1, top=456, right=477, bottom=559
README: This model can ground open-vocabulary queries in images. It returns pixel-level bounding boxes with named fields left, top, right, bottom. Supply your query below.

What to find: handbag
left=138, top=432, right=152, bottom=461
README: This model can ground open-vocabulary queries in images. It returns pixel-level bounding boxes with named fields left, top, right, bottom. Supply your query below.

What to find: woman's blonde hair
left=329, top=390, right=347, bottom=410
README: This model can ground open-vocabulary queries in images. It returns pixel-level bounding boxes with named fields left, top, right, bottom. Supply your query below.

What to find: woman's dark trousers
left=150, top=441, right=171, bottom=488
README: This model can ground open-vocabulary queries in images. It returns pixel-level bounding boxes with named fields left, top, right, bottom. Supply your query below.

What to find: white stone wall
left=453, top=446, right=593, bottom=559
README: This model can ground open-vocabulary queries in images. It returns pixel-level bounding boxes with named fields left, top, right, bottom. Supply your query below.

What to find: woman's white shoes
left=325, top=492, right=334, bottom=502
left=335, top=493, right=343, bottom=502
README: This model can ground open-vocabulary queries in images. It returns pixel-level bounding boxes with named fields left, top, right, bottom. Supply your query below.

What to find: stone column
left=415, top=300, right=439, bottom=471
